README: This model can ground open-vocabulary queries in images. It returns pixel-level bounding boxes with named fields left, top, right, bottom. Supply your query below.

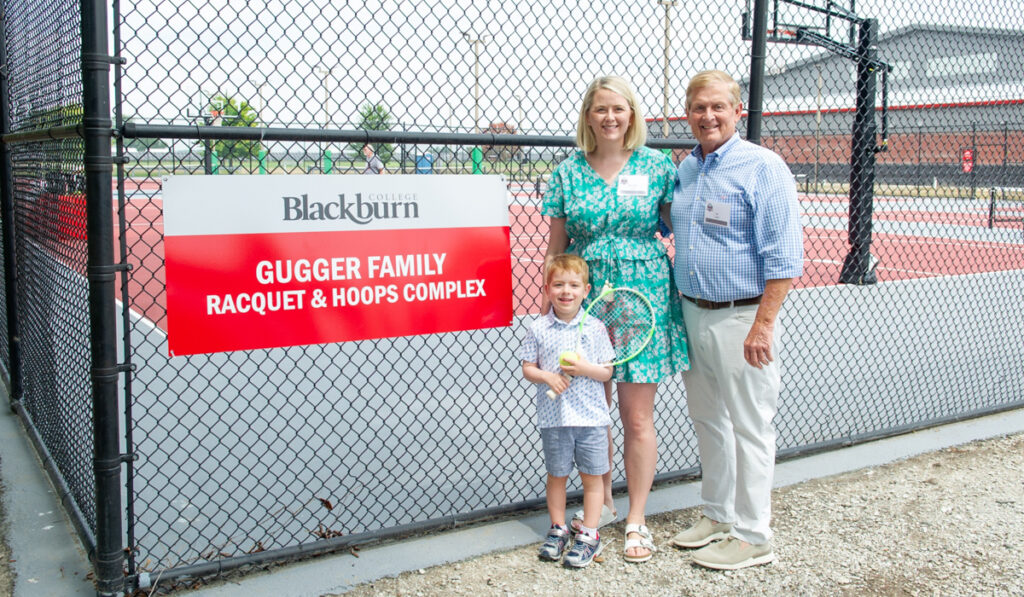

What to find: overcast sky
left=118, top=0, right=1022, bottom=135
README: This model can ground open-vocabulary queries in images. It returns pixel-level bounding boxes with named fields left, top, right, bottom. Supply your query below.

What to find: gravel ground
left=340, top=432, right=1024, bottom=596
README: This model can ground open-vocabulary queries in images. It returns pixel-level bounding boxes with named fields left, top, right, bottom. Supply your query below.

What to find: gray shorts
left=540, top=426, right=610, bottom=477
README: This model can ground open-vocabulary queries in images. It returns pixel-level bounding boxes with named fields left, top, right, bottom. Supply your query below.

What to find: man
left=663, top=70, right=803, bottom=570
left=362, top=144, right=385, bottom=174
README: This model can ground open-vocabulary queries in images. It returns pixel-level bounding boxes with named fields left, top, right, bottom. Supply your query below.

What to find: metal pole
left=474, top=41, right=480, bottom=133
left=988, top=187, right=996, bottom=229
left=660, top=1, right=677, bottom=139
left=838, top=18, right=878, bottom=285
left=970, top=121, right=976, bottom=201
left=203, top=114, right=213, bottom=175
left=316, top=67, right=331, bottom=172
left=462, top=32, right=488, bottom=134
left=814, top=63, right=822, bottom=192
left=0, top=11, right=24, bottom=407
left=1003, top=121, right=1008, bottom=188
left=746, top=0, right=769, bottom=143
left=82, top=0, right=126, bottom=594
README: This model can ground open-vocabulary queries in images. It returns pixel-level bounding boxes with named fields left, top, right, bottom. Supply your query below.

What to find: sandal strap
left=623, top=524, right=657, bottom=552
left=624, top=523, right=651, bottom=537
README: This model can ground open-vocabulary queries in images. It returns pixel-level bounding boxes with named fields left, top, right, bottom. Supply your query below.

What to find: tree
left=208, top=94, right=261, bottom=166
left=353, top=102, right=394, bottom=163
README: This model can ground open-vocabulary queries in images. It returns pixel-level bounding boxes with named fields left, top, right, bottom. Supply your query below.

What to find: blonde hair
left=545, top=254, right=589, bottom=285
left=685, top=70, right=742, bottom=111
left=575, top=75, right=647, bottom=153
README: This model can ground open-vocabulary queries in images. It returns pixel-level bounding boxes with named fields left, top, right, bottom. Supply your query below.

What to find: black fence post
left=988, top=187, right=996, bottom=229
left=0, top=10, right=24, bottom=406
left=746, top=0, right=768, bottom=144
left=839, top=18, right=879, bottom=285
left=81, top=0, right=125, bottom=594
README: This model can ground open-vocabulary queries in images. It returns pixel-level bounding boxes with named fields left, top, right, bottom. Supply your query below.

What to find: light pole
left=188, top=89, right=217, bottom=174
left=659, top=1, right=678, bottom=139
left=814, top=63, right=822, bottom=192
left=257, top=81, right=268, bottom=125
left=315, top=66, right=333, bottom=172
left=514, top=93, right=523, bottom=133
left=461, top=31, right=489, bottom=134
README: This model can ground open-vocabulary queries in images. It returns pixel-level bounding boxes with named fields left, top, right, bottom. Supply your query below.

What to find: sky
left=116, top=0, right=1023, bottom=136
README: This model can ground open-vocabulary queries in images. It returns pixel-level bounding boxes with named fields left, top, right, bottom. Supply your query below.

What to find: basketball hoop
left=766, top=28, right=800, bottom=41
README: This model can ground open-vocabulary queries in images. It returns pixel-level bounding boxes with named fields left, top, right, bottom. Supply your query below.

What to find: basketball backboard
left=742, top=0, right=858, bottom=46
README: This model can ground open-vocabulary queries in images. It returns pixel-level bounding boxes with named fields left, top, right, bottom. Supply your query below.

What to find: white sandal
left=623, top=523, right=656, bottom=563
left=570, top=504, right=617, bottom=532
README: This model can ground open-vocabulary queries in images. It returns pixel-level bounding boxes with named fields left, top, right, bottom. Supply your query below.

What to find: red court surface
left=811, top=209, right=1023, bottom=229
left=112, top=184, right=1024, bottom=333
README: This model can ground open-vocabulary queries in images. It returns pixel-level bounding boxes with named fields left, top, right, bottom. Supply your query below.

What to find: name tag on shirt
left=704, top=200, right=730, bottom=227
left=617, top=174, right=648, bottom=196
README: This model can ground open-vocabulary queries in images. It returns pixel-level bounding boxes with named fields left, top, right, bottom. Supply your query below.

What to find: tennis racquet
left=546, top=283, right=657, bottom=399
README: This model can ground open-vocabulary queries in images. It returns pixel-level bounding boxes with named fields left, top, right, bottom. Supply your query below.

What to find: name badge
left=617, top=174, right=648, bottom=196
left=704, top=199, right=730, bottom=227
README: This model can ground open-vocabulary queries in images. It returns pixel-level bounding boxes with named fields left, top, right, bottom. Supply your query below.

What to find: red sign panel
left=165, top=227, right=512, bottom=355
left=163, top=175, right=512, bottom=356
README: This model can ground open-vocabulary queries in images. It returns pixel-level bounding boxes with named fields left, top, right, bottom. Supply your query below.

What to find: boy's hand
left=545, top=370, right=571, bottom=395
left=560, top=353, right=613, bottom=384
left=558, top=352, right=583, bottom=377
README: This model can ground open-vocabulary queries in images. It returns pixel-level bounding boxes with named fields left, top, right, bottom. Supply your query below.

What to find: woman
left=541, top=75, right=689, bottom=562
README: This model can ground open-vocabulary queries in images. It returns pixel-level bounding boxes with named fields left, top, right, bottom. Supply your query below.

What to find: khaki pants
left=681, top=299, right=781, bottom=545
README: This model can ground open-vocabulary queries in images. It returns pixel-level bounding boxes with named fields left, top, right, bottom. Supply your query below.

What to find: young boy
left=518, top=254, right=614, bottom=568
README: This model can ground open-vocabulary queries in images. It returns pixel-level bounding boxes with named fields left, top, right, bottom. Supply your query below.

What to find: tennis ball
left=559, top=351, right=579, bottom=366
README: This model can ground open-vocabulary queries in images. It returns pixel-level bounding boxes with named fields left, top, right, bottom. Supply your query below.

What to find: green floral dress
left=543, top=146, right=689, bottom=382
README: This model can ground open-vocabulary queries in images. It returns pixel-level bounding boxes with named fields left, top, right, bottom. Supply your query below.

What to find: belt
left=682, top=294, right=762, bottom=310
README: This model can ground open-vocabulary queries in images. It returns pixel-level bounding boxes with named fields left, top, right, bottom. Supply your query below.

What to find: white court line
left=876, top=266, right=945, bottom=276
left=883, top=236, right=1024, bottom=250
left=117, top=297, right=166, bottom=338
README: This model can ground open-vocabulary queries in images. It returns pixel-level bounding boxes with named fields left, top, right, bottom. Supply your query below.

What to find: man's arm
left=743, top=277, right=792, bottom=369
left=659, top=202, right=673, bottom=235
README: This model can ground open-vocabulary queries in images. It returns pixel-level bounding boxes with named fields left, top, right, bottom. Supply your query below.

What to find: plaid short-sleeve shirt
left=518, top=311, right=614, bottom=428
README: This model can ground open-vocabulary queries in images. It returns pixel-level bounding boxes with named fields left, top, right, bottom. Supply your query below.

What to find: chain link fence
left=2, top=0, right=1023, bottom=593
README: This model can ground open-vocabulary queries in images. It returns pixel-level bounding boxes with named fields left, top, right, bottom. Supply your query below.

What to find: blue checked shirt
left=518, top=310, right=615, bottom=429
left=670, top=134, right=804, bottom=302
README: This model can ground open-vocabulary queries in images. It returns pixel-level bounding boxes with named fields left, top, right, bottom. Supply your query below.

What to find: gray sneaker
left=691, top=536, right=775, bottom=570
left=538, top=526, right=571, bottom=561
left=563, top=533, right=603, bottom=568
left=669, top=515, right=732, bottom=548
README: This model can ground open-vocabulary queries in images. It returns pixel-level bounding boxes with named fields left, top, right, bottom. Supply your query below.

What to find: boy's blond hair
left=545, top=254, right=589, bottom=285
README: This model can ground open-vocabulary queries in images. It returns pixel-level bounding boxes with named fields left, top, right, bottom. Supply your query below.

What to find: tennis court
left=89, top=176, right=1023, bottom=568
left=113, top=178, right=1024, bottom=331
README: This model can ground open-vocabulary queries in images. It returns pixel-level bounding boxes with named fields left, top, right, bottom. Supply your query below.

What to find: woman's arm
left=545, top=217, right=569, bottom=263
left=539, top=217, right=569, bottom=314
